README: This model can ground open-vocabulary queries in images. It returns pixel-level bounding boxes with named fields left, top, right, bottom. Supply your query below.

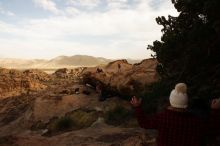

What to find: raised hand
left=130, top=96, right=142, bottom=107
left=211, top=98, right=220, bottom=110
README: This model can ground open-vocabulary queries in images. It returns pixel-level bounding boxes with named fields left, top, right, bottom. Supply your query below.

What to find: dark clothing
left=209, top=110, right=220, bottom=136
left=135, top=107, right=220, bottom=146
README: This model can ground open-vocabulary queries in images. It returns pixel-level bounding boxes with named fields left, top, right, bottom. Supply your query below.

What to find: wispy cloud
left=0, top=6, right=15, bottom=16
left=67, top=0, right=101, bottom=9
left=107, top=0, right=129, bottom=9
left=33, top=0, right=61, bottom=14
left=65, top=7, right=80, bottom=16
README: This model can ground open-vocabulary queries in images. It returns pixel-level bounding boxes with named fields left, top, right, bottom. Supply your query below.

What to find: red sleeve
left=210, top=110, right=220, bottom=136
left=134, top=106, right=159, bottom=129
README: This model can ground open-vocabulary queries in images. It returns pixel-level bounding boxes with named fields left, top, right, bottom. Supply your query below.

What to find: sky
left=0, top=0, right=178, bottom=60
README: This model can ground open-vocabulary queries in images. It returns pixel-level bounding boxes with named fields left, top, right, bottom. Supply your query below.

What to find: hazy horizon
left=0, top=0, right=178, bottom=60
left=0, top=54, right=142, bottom=61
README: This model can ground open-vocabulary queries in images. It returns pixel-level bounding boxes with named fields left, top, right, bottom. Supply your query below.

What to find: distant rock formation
left=0, top=68, right=48, bottom=99
left=0, top=55, right=112, bottom=69
left=0, top=55, right=141, bottom=69
left=48, top=55, right=111, bottom=67
left=23, top=69, right=50, bottom=81
left=82, top=58, right=159, bottom=98
left=105, top=59, right=132, bottom=73
left=52, top=67, right=85, bottom=79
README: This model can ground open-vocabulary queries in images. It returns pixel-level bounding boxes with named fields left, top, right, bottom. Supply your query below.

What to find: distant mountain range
left=0, top=55, right=141, bottom=69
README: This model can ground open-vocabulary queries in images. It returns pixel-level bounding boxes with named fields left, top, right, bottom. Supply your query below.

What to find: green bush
left=46, top=109, right=98, bottom=136
left=68, top=109, right=98, bottom=128
left=141, top=81, right=171, bottom=114
left=104, top=105, right=132, bottom=126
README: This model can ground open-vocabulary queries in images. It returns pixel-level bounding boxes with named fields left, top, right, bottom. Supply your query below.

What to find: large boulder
left=104, top=59, right=133, bottom=73
left=82, top=59, right=159, bottom=98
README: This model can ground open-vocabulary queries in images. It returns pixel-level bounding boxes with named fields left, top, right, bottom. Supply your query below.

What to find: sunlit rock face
left=82, top=59, right=159, bottom=98
left=0, top=68, right=48, bottom=99
left=23, top=69, right=50, bottom=82
left=52, top=67, right=84, bottom=79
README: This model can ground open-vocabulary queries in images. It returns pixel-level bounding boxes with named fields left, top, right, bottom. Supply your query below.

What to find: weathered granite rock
left=2, top=127, right=156, bottom=146
left=52, top=67, right=84, bottom=79
left=23, top=69, right=50, bottom=82
left=82, top=59, right=159, bottom=98
left=0, top=68, right=47, bottom=99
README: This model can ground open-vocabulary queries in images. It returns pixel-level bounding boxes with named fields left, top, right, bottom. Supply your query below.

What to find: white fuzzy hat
left=169, top=83, right=188, bottom=109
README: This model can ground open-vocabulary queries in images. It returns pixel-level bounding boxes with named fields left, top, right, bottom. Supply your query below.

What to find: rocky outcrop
left=23, top=69, right=50, bottom=82
left=0, top=68, right=48, bottom=99
left=52, top=67, right=84, bottom=79
left=0, top=75, right=134, bottom=136
left=104, top=59, right=133, bottom=73
left=82, top=59, right=159, bottom=98
left=0, top=77, right=153, bottom=145
left=0, top=60, right=159, bottom=146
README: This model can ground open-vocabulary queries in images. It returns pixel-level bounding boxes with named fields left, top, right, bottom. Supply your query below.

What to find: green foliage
left=104, top=105, right=133, bottom=126
left=68, top=109, right=98, bottom=128
left=148, top=0, right=220, bottom=109
left=46, top=110, right=98, bottom=136
left=141, top=81, right=171, bottom=113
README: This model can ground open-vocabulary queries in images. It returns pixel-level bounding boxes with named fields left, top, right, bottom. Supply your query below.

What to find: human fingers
left=212, top=99, right=217, bottom=104
left=130, top=97, right=136, bottom=105
left=211, top=98, right=220, bottom=109
left=216, top=98, right=220, bottom=105
left=130, top=98, right=134, bottom=104
left=131, top=96, right=136, bottom=103
left=131, top=96, right=135, bottom=103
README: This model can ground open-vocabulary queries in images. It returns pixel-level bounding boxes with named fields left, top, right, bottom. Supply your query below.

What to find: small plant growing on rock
left=104, top=105, right=132, bottom=126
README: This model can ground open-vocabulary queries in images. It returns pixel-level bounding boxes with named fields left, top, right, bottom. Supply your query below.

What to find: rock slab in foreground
left=3, top=126, right=156, bottom=146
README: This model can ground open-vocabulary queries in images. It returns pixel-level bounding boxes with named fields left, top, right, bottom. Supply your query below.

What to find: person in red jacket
left=130, top=83, right=220, bottom=146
